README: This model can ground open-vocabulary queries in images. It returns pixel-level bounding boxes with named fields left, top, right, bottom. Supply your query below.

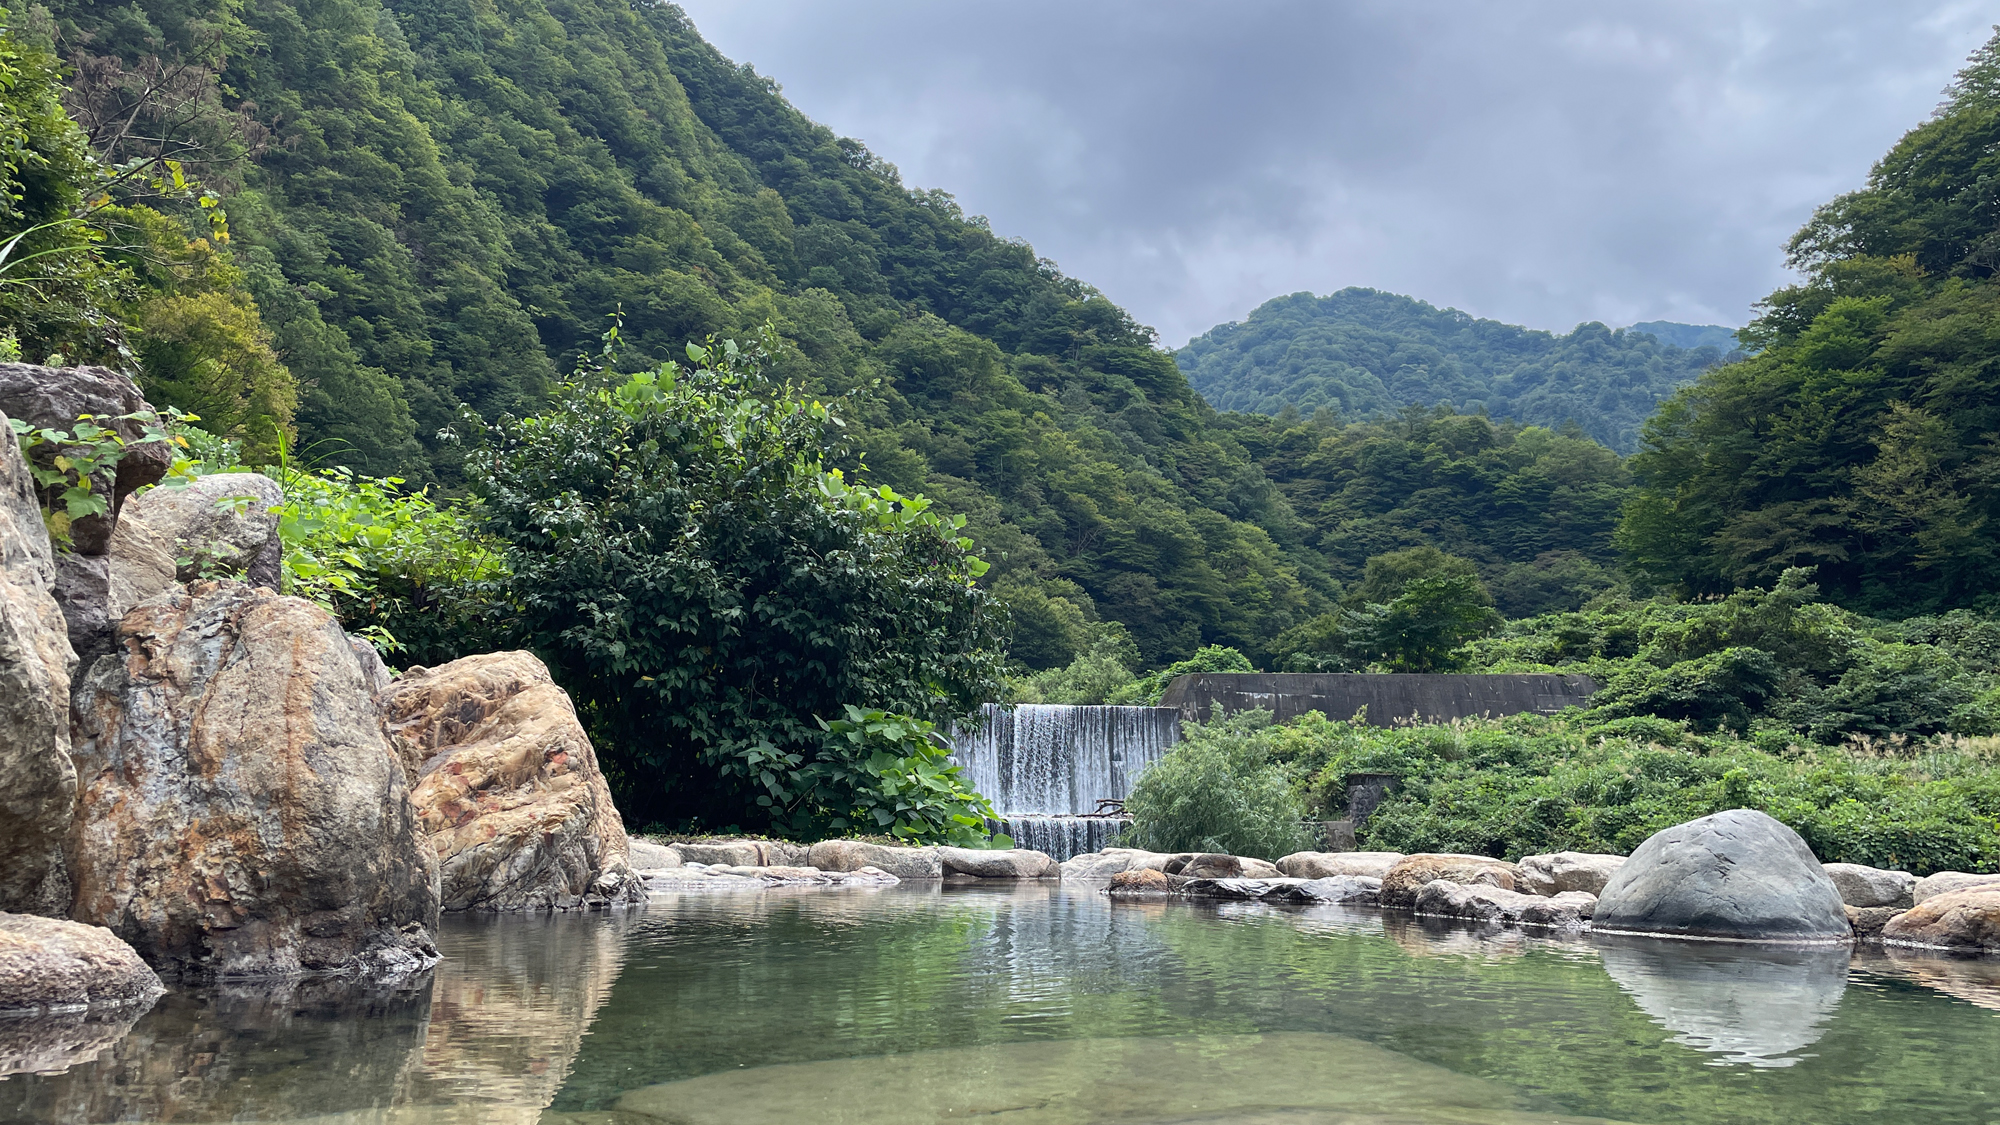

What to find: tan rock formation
left=1378, top=854, right=1522, bottom=909
left=68, top=581, right=440, bottom=977
left=1882, top=887, right=2000, bottom=952
left=379, top=651, right=644, bottom=911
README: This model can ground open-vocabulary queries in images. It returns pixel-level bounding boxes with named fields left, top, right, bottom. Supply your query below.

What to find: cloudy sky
left=674, top=2, right=1995, bottom=346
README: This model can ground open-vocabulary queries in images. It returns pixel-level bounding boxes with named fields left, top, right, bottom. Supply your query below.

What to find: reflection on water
left=3, top=884, right=2000, bottom=1125
left=0, top=1006, right=153, bottom=1080
left=1597, top=938, right=1849, bottom=1068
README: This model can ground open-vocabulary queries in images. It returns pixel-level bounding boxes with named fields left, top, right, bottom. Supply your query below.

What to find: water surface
left=4, top=883, right=1998, bottom=1123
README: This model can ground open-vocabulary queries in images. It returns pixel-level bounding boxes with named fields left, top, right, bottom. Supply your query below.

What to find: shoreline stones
left=1276, top=851, right=1405, bottom=879
left=1823, top=863, right=1916, bottom=910
left=379, top=652, right=645, bottom=912
left=1379, top=854, right=1522, bottom=909
left=0, top=913, right=163, bottom=1013
left=1882, top=887, right=2000, bottom=953
left=1517, top=852, right=1625, bottom=897
left=1414, top=881, right=1596, bottom=930
left=1913, top=872, right=2000, bottom=904
left=68, top=581, right=442, bottom=978
left=649, top=864, right=901, bottom=889
left=1592, top=809, right=1850, bottom=944
left=938, top=847, right=1059, bottom=879
left=807, top=841, right=944, bottom=880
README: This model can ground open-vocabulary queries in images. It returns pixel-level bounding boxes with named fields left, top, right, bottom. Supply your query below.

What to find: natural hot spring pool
left=4, top=883, right=1998, bottom=1123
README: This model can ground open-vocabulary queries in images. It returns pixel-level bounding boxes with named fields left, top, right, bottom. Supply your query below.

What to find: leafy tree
left=1620, top=30, right=2000, bottom=616
left=456, top=333, right=1006, bottom=831
left=1123, top=710, right=1313, bottom=858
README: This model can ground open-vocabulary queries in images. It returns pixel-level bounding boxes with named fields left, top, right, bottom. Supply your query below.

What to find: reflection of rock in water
left=0, top=974, right=434, bottom=1122
left=1856, top=947, right=2000, bottom=1013
left=0, top=913, right=636, bottom=1123
left=1597, top=938, right=1848, bottom=1067
left=606, top=1032, right=1630, bottom=1125
left=0, top=1002, right=154, bottom=1078
left=401, top=912, right=634, bottom=1121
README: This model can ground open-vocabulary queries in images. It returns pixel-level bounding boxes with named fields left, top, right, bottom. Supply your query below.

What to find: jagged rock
left=1276, top=851, right=1405, bottom=879
left=52, top=516, right=177, bottom=666
left=1167, top=853, right=1242, bottom=878
left=938, top=847, right=1059, bottom=878
left=674, top=840, right=811, bottom=867
left=0, top=364, right=171, bottom=554
left=627, top=839, right=683, bottom=871
left=0, top=912, right=162, bottom=1016
left=378, top=651, right=645, bottom=912
left=1822, top=863, right=1917, bottom=909
left=807, top=840, right=943, bottom=880
left=1592, top=809, right=1850, bottom=943
left=1060, top=848, right=1185, bottom=881
left=68, top=581, right=441, bottom=977
left=1913, top=871, right=2000, bottom=904
left=119, top=472, right=282, bottom=586
left=1846, top=905, right=1904, bottom=938
left=1261, top=876, right=1383, bottom=905
left=1516, top=851, right=1626, bottom=897
left=0, top=407, right=77, bottom=917
left=1379, top=854, right=1521, bottom=909
left=1106, top=868, right=1172, bottom=896
left=1413, top=879, right=1597, bottom=928
left=1882, top=887, right=2000, bottom=952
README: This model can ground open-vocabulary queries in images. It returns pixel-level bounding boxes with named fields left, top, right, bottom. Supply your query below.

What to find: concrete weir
left=1158, top=672, right=1598, bottom=726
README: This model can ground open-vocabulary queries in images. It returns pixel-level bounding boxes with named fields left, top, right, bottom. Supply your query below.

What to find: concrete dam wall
left=1157, top=673, right=1598, bottom=726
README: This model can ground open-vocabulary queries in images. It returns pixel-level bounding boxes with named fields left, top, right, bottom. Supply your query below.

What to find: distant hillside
left=1175, top=289, right=1732, bottom=452
left=1628, top=321, right=1740, bottom=352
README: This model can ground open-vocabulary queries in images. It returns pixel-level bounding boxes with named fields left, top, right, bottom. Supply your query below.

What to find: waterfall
left=953, top=704, right=1180, bottom=860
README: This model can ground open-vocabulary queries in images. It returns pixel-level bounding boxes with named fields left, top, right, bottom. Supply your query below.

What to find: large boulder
left=1276, top=851, right=1405, bottom=879
left=68, top=581, right=441, bottom=977
left=51, top=515, right=177, bottom=665
left=1882, top=887, right=2000, bottom=952
left=1413, top=880, right=1595, bottom=929
left=1913, top=871, right=2000, bottom=904
left=1379, top=854, right=1522, bottom=909
left=378, top=652, right=646, bottom=912
left=1592, top=809, right=1850, bottom=943
left=807, top=840, right=944, bottom=880
left=0, top=407, right=78, bottom=917
left=0, top=364, right=171, bottom=554
left=1516, top=851, right=1626, bottom=897
left=939, top=847, right=1059, bottom=878
left=0, top=912, right=162, bottom=1012
left=1822, top=863, right=1916, bottom=909
left=118, top=472, right=283, bottom=587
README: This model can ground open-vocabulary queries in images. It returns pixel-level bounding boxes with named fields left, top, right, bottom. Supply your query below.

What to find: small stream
left=5, top=884, right=1999, bottom=1123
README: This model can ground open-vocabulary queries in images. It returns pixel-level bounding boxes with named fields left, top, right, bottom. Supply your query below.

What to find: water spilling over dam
left=951, top=704, right=1180, bottom=859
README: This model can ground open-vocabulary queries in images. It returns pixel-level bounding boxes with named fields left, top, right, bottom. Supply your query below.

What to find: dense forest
left=1176, top=289, right=1732, bottom=452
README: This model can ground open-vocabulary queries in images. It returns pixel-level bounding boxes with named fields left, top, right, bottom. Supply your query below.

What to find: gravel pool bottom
left=4, top=882, right=1999, bottom=1124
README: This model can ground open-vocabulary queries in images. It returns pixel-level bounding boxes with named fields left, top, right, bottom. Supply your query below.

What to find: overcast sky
left=674, top=2, right=1996, bottom=346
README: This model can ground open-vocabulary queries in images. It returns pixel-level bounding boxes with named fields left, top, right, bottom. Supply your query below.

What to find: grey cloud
left=676, top=1, right=1994, bottom=344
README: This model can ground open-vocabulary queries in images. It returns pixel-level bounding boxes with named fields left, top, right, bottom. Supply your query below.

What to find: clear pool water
left=3, top=882, right=1998, bottom=1123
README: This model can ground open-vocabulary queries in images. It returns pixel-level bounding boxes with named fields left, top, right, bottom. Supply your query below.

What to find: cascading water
left=951, top=704, right=1180, bottom=860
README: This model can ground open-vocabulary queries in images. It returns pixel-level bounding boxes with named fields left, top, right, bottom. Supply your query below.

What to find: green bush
left=813, top=707, right=1006, bottom=847
left=1124, top=711, right=1313, bottom=858
left=1114, top=644, right=1255, bottom=705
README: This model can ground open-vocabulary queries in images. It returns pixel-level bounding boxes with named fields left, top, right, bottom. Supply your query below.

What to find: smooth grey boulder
left=1913, top=871, right=2000, bottom=904
left=938, top=847, right=1059, bottom=878
left=0, top=912, right=163, bottom=1013
left=0, top=364, right=171, bottom=554
left=119, top=472, right=283, bottom=586
left=1592, top=810, right=1850, bottom=943
left=807, top=840, right=943, bottom=880
left=1262, top=875, right=1382, bottom=905
left=1822, top=863, right=1916, bottom=909
left=1276, top=851, right=1405, bottom=879
left=627, top=839, right=683, bottom=871
left=0, top=407, right=78, bottom=917
left=1517, top=851, right=1626, bottom=897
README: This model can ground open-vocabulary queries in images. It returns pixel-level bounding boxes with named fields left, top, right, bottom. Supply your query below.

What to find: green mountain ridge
left=1175, top=289, right=1733, bottom=452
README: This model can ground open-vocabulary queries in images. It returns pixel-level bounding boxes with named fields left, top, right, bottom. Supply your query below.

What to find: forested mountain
left=1628, top=320, right=1738, bottom=352
left=1176, top=289, right=1729, bottom=452
left=1621, top=31, right=2000, bottom=618
left=28, top=0, right=1340, bottom=666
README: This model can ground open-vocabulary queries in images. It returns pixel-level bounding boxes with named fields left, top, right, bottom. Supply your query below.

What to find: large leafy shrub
left=1124, top=711, right=1313, bottom=858
left=813, top=707, right=1006, bottom=846
left=458, top=334, right=1006, bottom=830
